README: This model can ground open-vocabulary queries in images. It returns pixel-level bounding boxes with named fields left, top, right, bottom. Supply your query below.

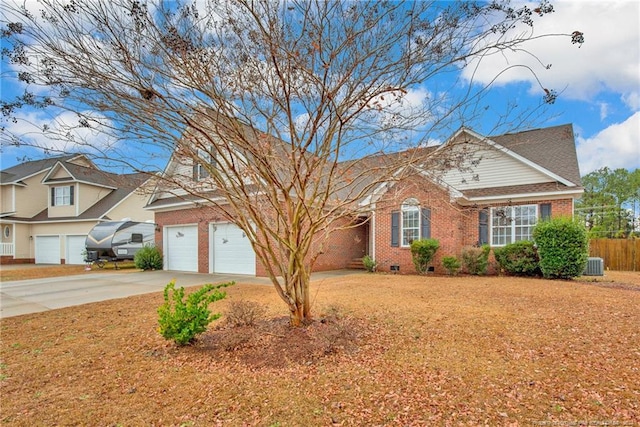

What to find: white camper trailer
left=85, top=221, right=155, bottom=266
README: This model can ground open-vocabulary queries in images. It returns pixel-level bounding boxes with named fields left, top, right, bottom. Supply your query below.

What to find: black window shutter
left=540, top=203, right=551, bottom=221
left=391, top=211, right=399, bottom=247
left=421, top=208, right=431, bottom=239
left=478, top=208, right=489, bottom=245
left=51, top=187, right=55, bottom=206
left=69, top=185, right=74, bottom=205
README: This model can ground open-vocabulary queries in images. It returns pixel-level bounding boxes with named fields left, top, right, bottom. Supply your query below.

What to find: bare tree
left=0, top=0, right=582, bottom=325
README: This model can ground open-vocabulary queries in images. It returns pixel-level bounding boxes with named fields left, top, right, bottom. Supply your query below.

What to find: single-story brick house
left=146, top=123, right=582, bottom=275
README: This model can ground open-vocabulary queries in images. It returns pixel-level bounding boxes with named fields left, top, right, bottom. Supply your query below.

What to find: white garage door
left=165, top=225, right=198, bottom=272
left=211, top=223, right=256, bottom=275
left=66, top=235, right=87, bottom=265
left=35, top=236, right=60, bottom=264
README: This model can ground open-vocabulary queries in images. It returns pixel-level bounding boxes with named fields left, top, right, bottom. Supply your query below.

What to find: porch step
left=347, top=258, right=366, bottom=270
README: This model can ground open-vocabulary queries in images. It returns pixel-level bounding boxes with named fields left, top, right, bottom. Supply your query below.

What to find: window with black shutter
left=391, top=211, right=399, bottom=247
left=478, top=208, right=489, bottom=245
left=539, top=203, right=552, bottom=221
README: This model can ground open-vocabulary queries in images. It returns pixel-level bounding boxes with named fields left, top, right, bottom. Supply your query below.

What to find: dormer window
left=51, top=186, right=74, bottom=206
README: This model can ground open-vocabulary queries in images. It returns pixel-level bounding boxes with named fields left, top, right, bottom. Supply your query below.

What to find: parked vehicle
left=85, top=221, right=156, bottom=267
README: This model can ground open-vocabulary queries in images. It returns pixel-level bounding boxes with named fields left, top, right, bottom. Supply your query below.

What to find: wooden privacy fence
left=589, top=239, right=639, bottom=272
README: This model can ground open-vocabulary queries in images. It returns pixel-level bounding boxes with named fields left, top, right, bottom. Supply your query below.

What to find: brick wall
left=155, top=193, right=575, bottom=277
left=0, top=256, right=34, bottom=265
left=155, top=205, right=230, bottom=274
left=375, top=178, right=464, bottom=274
left=373, top=176, right=578, bottom=274
left=155, top=204, right=366, bottom=276
left=312, top=217, right=367, bottom=272
left=459, top=198, right=575, bottom=248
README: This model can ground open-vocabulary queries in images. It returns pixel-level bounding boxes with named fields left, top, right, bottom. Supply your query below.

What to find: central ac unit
left=583, top=257, right=604, bottom=276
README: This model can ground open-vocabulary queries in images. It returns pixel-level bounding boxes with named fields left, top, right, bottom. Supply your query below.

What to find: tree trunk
left=287, top=268, right=311, bottom=327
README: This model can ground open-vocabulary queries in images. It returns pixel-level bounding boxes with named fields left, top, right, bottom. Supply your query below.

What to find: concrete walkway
left=0, top=269, right=362, bottom=319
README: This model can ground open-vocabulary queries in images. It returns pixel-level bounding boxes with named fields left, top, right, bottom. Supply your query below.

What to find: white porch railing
left=0, top=243, right=14, bottom=256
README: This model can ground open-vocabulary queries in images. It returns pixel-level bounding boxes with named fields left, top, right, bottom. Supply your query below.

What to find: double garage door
left=34, top=235, right=86, bottom=265
left=164, top=223, right=255, bottom=275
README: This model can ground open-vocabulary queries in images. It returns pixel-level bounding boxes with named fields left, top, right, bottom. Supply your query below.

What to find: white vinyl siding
left=440, top=146, right=553, bottom=191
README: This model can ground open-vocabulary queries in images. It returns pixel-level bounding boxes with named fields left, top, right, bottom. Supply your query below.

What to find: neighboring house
left=0, top=154, right=154, bottom=265
left=147, top=123, right=582, bottom=276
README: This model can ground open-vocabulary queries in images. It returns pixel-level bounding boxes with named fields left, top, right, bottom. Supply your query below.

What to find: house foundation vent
left=583, top=257, right=604, bottom=276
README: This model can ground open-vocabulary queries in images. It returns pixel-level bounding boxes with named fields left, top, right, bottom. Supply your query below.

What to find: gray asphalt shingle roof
left=148, top=122, right=583, bottom=209
left=2, top=155, right=150, bottom=222
left=0, top=154, right=78, bottom=184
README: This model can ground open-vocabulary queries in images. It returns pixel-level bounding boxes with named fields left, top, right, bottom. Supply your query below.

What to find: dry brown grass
left=0, top=262, right=137, bottom=282
left=1, top=271, right=639, bottom=426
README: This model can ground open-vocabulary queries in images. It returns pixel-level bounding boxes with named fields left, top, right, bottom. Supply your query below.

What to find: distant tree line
left=575, top=167, right=640, bottom=238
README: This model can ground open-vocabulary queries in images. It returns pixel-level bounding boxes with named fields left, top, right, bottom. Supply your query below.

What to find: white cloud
left=462, top=1, right=640, bottom=110
left=576, top=112, right=640, bottom=173
left=2, top=110, right=116, bottom=155
left=622, top=92, right=640, bottom=110
left=599, top=102, right=609, bottom=121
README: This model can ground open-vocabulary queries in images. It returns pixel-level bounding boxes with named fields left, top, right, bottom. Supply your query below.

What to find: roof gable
left=27, top=172, right=151, bottom=221
left=41, top=162, right=133, bottom=190
left=437, top=125, right=580, bottom=192
left=0, top=154, right=84, bottom=184
left=355, top=124, right=583, bottom=207
left=489, top=124, right=581, bottom=186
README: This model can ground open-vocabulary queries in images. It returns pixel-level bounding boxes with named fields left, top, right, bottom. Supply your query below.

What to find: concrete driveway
left=0, top=270, right=271, bottom=319
left=0, top=269, right=361, bottom=319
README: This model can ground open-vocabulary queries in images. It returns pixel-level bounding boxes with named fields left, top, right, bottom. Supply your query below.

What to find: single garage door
left=211, top=223, right=256, bottom=275
left=35, top=235, right=60, bottom=264
left=66, top=235, right=87, bottom=265
left=165, top=225, right=198, bottom=272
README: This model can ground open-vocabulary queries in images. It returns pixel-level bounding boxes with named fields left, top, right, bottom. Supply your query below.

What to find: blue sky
left=1, top=0, right=639, bottom=177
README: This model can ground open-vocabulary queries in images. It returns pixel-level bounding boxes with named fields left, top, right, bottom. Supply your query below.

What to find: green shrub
left=157, top=280, right=234, bottom=346
left=494, top=241, right=541, bottom=277
left=533, top=217, right=589, bottom=279
left=461, top=245, right=491, bottom=275
left=442, top=256, right=461, bottom=276
left=410, top=238, right=439, bottom=274
left=134, top=245, right=163, bottom=270
left=362, top=255, right=377, bottom=272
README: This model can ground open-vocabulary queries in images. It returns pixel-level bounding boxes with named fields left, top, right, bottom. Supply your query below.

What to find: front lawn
left=1, top=273, right=638, bottom=425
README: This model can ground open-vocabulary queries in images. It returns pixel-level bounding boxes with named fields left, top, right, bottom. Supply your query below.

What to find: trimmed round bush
left=442, top=255, right=461, bottom=276
left=532, top=217, right=589, bottom=279
left=134, top=245, right=163, bottom=270
left=410, top=238, right=439, bottom=274
left=494, top=240, right=541, bottom=276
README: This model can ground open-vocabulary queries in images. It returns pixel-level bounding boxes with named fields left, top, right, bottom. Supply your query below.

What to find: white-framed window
left=401, top=198, right=420, bottom=247
left=194, top=148, right=217, bottom=181
left=52, top=186, right=73, bottom=206
left=3, top=225, right=10, bottom=239
left=491, top=204, right=538, bottom=246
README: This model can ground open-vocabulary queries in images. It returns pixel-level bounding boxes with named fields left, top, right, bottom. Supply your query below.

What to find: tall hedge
left=532, top=217, right=589, bottom=279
